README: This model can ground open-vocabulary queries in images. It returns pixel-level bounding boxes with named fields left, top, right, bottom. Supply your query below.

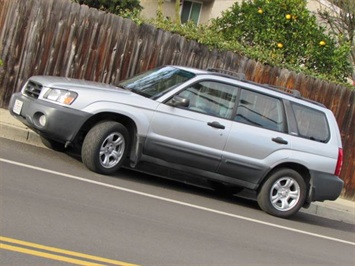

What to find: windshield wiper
left=116, top=85, right=129, bottom=90
left=129, top=87, right=151, bottom=98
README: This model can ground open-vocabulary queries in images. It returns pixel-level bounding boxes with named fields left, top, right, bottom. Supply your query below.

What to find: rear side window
left=291, top=103, right=329, bottom=142
left=234, top=89, right=285, bottom=132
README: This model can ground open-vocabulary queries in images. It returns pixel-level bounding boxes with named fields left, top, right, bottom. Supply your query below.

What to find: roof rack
left=205, top=67, right=325, bottom=106
left=206, top=68, right=303, bottom=98
left=207, top=68, right=246, bottom=81
left=265, top=84, right=302, bottom=98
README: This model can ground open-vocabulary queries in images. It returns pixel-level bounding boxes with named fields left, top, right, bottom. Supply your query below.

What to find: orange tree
left=317, top=0, right=355, bottom=81
left=210, top=0, right=352, bottom=82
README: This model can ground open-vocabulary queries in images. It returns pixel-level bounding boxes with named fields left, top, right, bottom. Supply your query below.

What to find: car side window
left=176, top=81, right=238, bottom=118
left=235, top=89, right=285, bottom=132
left=291, top=103, right=329, bottom=142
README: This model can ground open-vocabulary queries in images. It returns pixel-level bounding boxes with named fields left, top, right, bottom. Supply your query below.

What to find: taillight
left=335, top=148, right=343, bottom=176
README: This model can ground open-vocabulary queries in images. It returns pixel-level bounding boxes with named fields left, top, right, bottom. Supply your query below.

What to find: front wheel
left=257, top=168, right=307, bottom=218
left=81, top=121, right=130, bottom=175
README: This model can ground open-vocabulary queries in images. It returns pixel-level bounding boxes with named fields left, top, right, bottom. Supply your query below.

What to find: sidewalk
left=1, top=107, right=354, bottom=224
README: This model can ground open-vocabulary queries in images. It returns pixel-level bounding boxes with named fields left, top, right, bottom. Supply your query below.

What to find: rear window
left=291, top=103, right=330, bottom=142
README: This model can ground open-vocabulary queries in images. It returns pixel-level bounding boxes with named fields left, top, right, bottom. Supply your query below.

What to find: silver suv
left=9, top=66, right=344, bottom=218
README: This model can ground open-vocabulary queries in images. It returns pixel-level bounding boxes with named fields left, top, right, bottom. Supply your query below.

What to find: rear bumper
left=9, top=93, right=90, bottom=143
left=309, top=170, right=344, bottom=202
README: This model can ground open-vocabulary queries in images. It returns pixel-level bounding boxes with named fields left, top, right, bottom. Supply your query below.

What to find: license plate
left=13, top=99, right=23, bottom=115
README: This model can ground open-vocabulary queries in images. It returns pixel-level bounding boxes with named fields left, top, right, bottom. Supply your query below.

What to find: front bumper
left=9, top=93, right=90, bottom=144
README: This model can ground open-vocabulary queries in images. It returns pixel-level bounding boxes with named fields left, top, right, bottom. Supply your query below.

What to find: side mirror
left=170, top=95, right=190, bottom=107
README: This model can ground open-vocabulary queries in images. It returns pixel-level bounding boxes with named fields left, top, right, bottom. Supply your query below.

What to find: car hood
left=30, top=76, right=123, bottom=93
left=29, top=76, right=158, bottom=110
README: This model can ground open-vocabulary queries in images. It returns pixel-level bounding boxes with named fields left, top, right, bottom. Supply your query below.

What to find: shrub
left=74, top=0, right=142, bottom=14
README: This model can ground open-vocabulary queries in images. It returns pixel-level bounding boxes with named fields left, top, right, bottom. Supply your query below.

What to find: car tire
left=82, top=121, right=130, bottom=175
left=40, top=136, right=65, bottom=152
left=257, top=168, right=306, bottom=218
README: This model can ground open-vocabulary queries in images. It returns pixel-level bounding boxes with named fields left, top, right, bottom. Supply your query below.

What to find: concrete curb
left=0, top=109, right=44, bottom=147
left=1, top=107, right=354, bottom=224
left=301, top=200, right=355, bottom=224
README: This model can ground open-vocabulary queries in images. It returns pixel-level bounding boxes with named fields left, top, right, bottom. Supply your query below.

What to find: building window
left=181, top=1, right=202, bottom=25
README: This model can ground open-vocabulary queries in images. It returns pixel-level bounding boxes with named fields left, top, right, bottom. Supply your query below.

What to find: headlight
left=43, top=88, right=78, bottom=105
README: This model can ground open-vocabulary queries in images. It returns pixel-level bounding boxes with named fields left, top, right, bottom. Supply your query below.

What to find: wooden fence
left=1, top=0, right=354, bottom=199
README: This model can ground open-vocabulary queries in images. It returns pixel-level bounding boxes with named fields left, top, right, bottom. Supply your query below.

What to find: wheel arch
left=73, top=112, right=138, bottom=153
left=258, top=162, right=311, bottom=193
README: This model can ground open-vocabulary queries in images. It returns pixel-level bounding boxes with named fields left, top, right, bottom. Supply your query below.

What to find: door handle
left=272, top=137, right=288, bottom=145
left=208, top=121, right=225, bottom=129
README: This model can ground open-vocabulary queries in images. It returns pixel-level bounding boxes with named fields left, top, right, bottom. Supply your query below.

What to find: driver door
left=144, top=81, right=238, bottom=172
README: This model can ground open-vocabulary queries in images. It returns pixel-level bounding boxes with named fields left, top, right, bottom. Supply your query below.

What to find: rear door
left=144, top=80, right=238, bottom=172
left=218, top=88, right=291, bottom=185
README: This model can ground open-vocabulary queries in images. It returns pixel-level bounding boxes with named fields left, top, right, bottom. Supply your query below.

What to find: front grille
left=23, top=81, right=43, bottom=99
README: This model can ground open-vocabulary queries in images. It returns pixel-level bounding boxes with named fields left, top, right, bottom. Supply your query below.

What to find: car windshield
left=118, top=66, right=195, bottom=99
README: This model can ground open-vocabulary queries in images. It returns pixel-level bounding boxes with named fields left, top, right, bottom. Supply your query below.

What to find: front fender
left=81, top=101, right=158, bottom=136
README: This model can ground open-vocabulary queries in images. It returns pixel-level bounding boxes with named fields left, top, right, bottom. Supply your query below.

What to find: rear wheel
left=257, top=168, right=306, bottom=218
left=82, top=121, right=130, bottom=175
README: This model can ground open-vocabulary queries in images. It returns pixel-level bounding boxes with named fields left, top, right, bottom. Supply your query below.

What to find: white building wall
left=140, top=0, right=337, bottom=25
left=140, top=0, right=176, bottom=21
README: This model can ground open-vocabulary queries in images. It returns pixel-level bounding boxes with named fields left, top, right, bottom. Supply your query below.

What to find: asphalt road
left=1, top=137, right=354, bottom=266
